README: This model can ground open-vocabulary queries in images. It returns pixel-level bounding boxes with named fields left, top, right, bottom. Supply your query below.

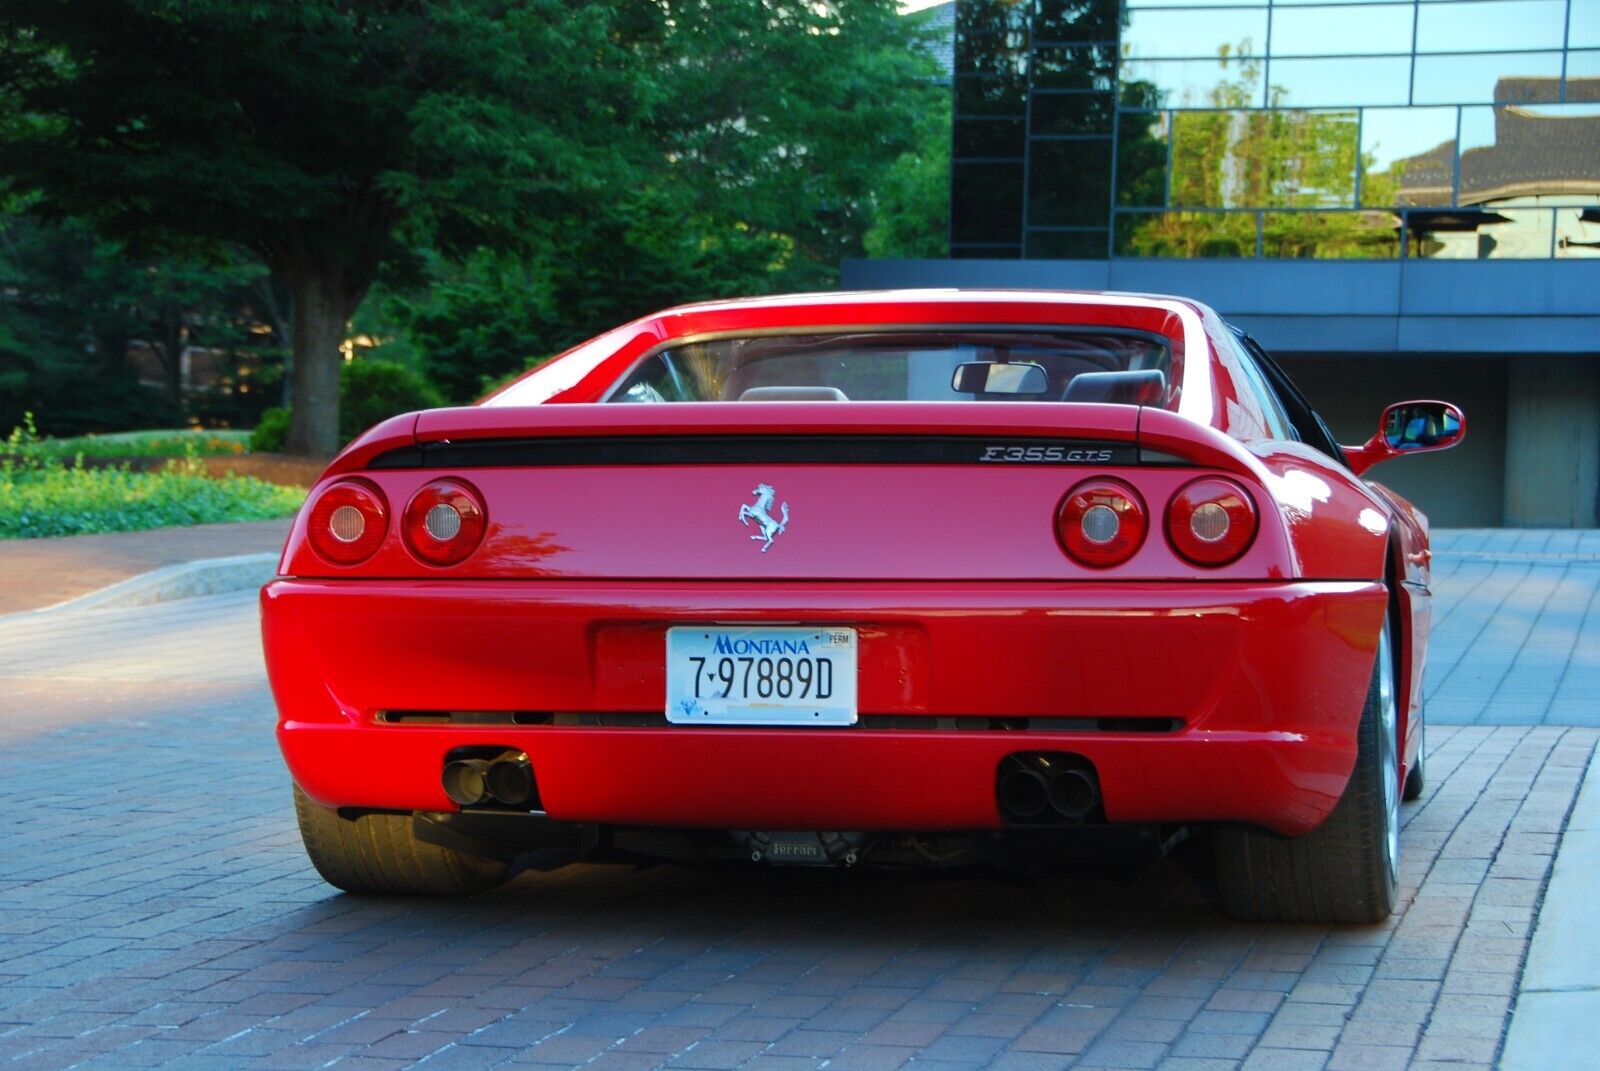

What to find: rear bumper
left=262, top=579, right=1386, bottom=836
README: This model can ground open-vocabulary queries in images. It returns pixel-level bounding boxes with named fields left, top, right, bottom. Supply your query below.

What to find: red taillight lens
left=306, top=479, right=388, bottom=565
left=1056, top=478, right=1147, bottom=568
left=404, top=479, right=487, bottom=566
left=1166, top=477, right=1257, bottom=566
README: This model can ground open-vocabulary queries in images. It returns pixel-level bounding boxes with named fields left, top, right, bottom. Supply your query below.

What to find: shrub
left=1, top=443, right=300, bottom=541
left=24, top=428, right=250, bottom=461
left=239, top=361, right=443, bottom=454
left=250, top=407, right=291, bottom=453
left=340, top=360, right=444, bottom=442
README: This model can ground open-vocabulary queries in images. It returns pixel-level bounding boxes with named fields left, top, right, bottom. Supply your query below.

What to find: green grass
left=1, top=417, right=301, bottom=539
left=21, top=428, right=253, bottom=461
left=0, top=460, right=303, bottom=538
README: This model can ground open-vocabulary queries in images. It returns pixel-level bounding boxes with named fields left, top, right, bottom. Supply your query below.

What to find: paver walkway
left=0, top=519, right=293, bottom=615
left=1427, top=529, right=1600, bottom=726
left=0, top=530, right=1594, bottom=1069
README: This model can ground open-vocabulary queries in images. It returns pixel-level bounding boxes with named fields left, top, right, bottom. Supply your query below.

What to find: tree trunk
left=284, top=266, right=350, bottom=457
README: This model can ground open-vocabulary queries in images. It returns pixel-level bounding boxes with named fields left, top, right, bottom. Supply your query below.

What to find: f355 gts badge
left=738, top=483, right=789, bottom=552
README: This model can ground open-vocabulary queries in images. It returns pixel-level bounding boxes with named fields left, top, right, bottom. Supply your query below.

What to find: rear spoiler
left=318, top=402, right=1261, bottom=482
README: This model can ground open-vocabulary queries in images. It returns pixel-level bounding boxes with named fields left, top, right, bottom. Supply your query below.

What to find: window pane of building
left=1555, top=206, right=1600, bottom=257
left=1359, top=107, right=1459, bottom=206
left=956, top=42, right=1028, bottom=79
left=955, top=75, right=1027, bottom=117
left=1114, top=210, right=1260, bottom=256
left=1031, top=91, right=1115, bottom=135
left=1570, top=54, right=1600, bottom=98
left=1408, top=207, right=1554, bottom=257
left=1572, top=0, right=1600, bottom=50
left=1115, top=111, right=1171, bottom=207
left=1032, top=46, right=1118, bottom=91
left=1458, top=102, right=1600, bottom=204
left=1269, top=4, right=1416, bottom=58
left=955, top=0, right=1029, bottom=47
left=1024, top=230, right=1112, bottom=257
left=1261, top=211, right=1400, bottom=257
left=1122, top=8, right=1268, bottom=60
left=1032, top=0, right=1120, bottom=44
left=1028, top=138, right=1114, bottom=226
left=951, top=245, right=1023, bottom=259
left=1126, top=0, right=1263, bottom=7
left=956, top=118, right=1027, bottom=158
left=1169, top=109, right=1358, bottom=208
left=1412, top=52, right=1564, bottom=104
left=952, top=161, right=1024, bottom=243
left=1267, top=56, right=1412, bottom=107
left=1121, top=57, right=1267, bottom=108
left=1415, top=1, right=1568, bottom=54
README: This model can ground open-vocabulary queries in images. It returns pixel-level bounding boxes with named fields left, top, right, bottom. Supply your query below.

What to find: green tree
left=0, top=1, right=644, bottom=454
left=864, top=91, right=951, bottom=259
left=1, top=2, right=936, bottom=451
left=0, top=209, right=272, bottom=434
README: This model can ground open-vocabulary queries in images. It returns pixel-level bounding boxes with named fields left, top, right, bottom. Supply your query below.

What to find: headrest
left=737, top=386, right=851, bottom=402
left=1062, top=370, right=1167, bottom=406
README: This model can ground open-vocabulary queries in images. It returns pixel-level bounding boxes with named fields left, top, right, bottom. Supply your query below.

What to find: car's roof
left=483, top=288, right=1223, bottom=426
left=648, top=288, right=1213, bottom=318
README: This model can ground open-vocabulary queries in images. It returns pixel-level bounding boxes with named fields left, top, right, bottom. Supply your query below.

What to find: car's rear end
left=263, top=295, right=1389, bottom=877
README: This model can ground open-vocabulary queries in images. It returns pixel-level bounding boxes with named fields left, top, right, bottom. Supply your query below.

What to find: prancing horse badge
left=738, top=483, right=789, bottom=552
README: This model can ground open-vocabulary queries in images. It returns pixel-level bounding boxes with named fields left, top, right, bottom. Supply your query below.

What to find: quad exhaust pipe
left=997, top=753, right=1102, bottom=824
left=997, top=768, right=1050, bottom=819
left=1047, top=768, right=1097, bottom=819
left=442, top=754, right=537, bottom=809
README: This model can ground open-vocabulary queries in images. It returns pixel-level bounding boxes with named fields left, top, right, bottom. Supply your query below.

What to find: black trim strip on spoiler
left=369, top=435, right=1139, bottom=469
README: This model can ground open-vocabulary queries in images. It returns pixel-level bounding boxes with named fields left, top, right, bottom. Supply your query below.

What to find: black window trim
left=599, top=323, right=1175, bottom=405
left=1227, top=325, right=1350, bottom=469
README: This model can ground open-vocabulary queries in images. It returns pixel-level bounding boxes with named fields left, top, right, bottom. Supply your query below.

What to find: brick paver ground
left=0, top=520, right=293, bottom=616
left=0, top=531, right=1595, bottom=1069
left=1426, top=529, right=1600, bottom=727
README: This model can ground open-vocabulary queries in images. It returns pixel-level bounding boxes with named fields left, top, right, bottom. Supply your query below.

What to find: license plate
left=665, top=626, right=858, bottom=726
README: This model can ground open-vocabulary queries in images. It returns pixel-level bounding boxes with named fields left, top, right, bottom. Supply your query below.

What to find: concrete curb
left=16, top=553, right=279, bottom=617
left=1501, top=745, right=1600, bottom=1069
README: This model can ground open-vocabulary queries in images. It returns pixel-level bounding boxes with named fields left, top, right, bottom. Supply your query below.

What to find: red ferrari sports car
left=263, top=290, right=1464, bottom=922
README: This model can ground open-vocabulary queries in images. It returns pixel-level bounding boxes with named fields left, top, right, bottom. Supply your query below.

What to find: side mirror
left=1344, top=400, right=1466, bottom=475
left=952, top=361, right=1049, bottom=396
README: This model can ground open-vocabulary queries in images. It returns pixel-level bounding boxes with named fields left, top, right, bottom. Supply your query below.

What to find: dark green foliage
left=0, top=1, right=651, bottom=452
left=250, top=408, right=292, bottom=454
left=2, top=418, right=300, bottom=538
left=865, top=92, right=952, bottom=259
left=391, top=251, right=559, bottom=404
left=246, top=361, right=443, bottom=452
left=0, top=211, right=273, bottom=435
left=339, top=360, right=444, bottom=442
left=1, top=2, right=941, bottom=446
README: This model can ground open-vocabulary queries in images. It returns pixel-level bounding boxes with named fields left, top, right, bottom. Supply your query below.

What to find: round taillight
left=306, top=479, right=388, bottom=565
left=1166, top=477, right=1257, bottom=566
left=404, top=479, right=487, bottom=566
left=1056, top=478, right=1147, bottom=568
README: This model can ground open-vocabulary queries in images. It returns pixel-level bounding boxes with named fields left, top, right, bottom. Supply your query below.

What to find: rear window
left=606, top=330, right=1173, bottom=405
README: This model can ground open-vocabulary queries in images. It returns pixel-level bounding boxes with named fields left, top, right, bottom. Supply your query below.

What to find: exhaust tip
left=998, top=769, right=1050, bottom=819
left=1048, top=769, right=1098, bottom=819
left=486, top=758, right=535, bottom=806
left=442, top=759, right=491, bottom=806
left=997, top=752, right=1104, bottom=826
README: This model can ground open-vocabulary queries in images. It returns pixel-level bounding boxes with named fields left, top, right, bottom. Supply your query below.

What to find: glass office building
left=850, top=0, right=1600, bottom=527
left=949, top=0, right=1600, bottom=261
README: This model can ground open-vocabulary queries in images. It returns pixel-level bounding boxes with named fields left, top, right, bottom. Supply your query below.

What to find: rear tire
left=293, top=785, right=509, bottom=896
left=1211, top=619, right=1401, bottom=923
